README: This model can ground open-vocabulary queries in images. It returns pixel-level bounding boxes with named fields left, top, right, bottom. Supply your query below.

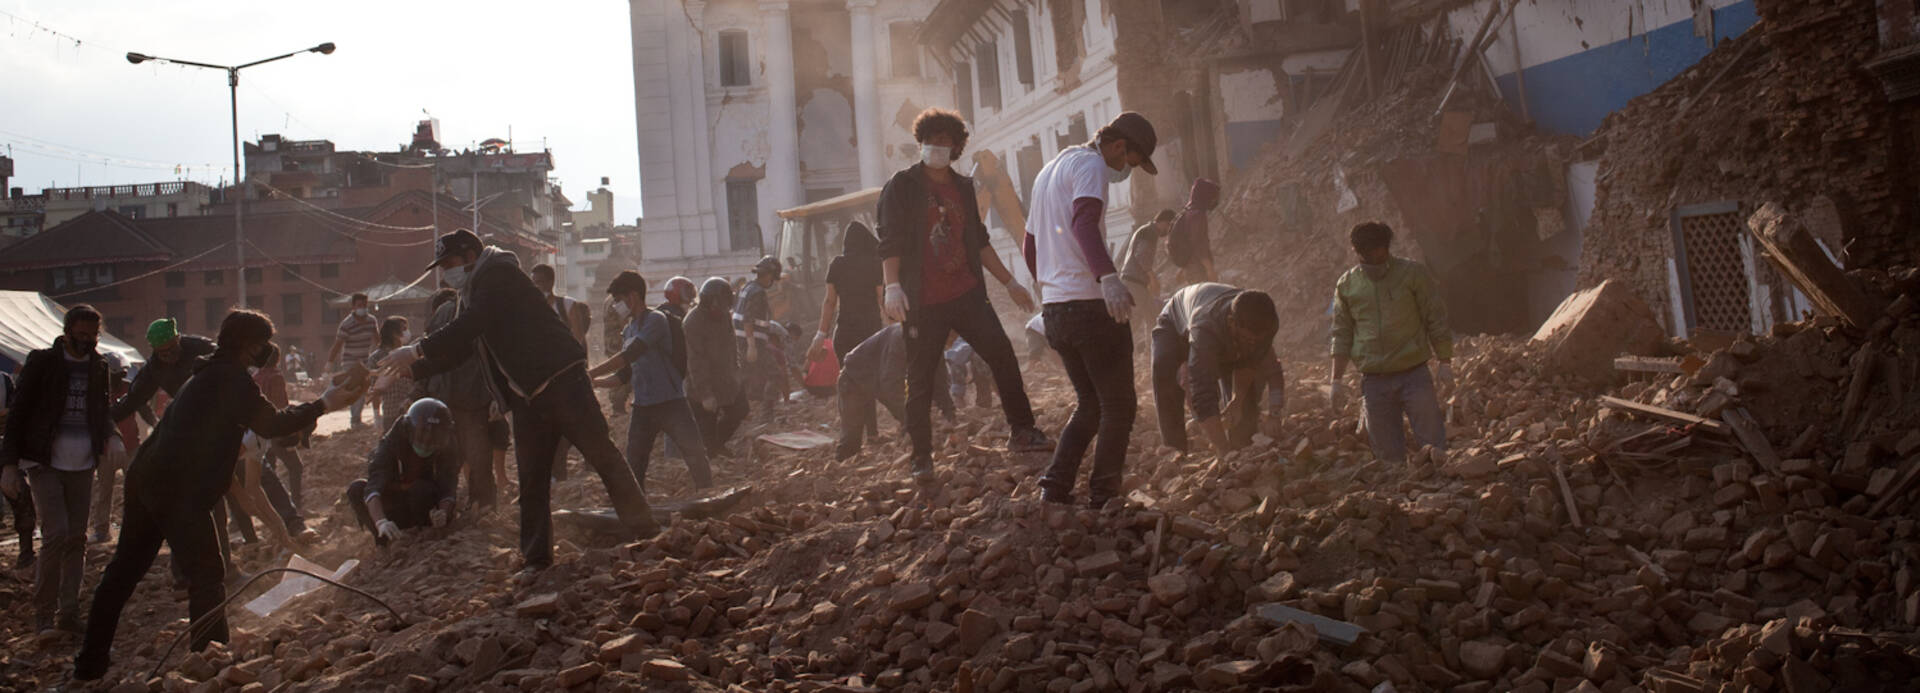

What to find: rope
left=148, top=567, right=406, bottom=680
left=50, top=242, right=231, bottom=299
left=281, top=205, right=437, bottom=247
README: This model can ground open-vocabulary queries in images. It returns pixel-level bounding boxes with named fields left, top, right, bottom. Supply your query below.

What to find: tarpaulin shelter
left=0, top=290, right=145, bottom=374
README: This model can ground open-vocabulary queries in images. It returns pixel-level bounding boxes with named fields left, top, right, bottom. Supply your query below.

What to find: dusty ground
left=2, top=318, right=1919, bottom=692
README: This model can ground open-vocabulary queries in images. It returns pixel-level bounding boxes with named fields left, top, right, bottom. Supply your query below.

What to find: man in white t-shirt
left=1021, top=111, right=1159, bottom=509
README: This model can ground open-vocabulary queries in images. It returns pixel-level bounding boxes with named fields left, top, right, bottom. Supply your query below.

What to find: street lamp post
left=127, top=43, right=335, bottom=308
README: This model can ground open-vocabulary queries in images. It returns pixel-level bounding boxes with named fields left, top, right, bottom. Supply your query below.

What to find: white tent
left=0, top=290, right=145, bottom=374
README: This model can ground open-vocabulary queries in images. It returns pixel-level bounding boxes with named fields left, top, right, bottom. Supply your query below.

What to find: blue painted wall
left=1493, top=1, right=1759, bottom=136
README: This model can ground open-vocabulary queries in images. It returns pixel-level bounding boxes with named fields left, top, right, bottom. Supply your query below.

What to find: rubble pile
left=1580, top=0, right=1913, bottom=321
left=4, top=300, right=1920, bottom=692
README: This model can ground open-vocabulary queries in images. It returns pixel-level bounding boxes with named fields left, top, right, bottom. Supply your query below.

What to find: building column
left=761, top=0, right=801, bottom=251
left=848, top=0, right=883, bottom=190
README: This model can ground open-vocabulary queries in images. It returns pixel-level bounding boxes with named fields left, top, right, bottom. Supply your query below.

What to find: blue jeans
left=348, top=397, right=365, bottom=427
left=625, top=399, right=713, bottom=491
left=1360, top=364, right=1447, bottom=464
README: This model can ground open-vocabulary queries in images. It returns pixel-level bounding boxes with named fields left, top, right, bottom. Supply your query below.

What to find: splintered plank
left=1598, top=396, right=1731, bottom=436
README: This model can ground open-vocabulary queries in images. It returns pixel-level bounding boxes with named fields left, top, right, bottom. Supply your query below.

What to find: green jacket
left=1331, top=257, right=1453, bottom=374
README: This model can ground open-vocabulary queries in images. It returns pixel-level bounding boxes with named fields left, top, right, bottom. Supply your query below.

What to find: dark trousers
left=905, top=287, right=1035, bottom=457
left=510, top=367, right=653, bottom=568
left=625, top=399, right=713, bottom=491
left=450, top=406, right=496, bottom=507
left=837, top=384, right=903, bottom=459
left=1149, top=326, right=1268, bottom=452
left=263, top=440, right=304, bottom=512
left=6, top=480, right=35, bottom=559
left=691, top=396, right=749, bottom=452
left=345, top=478, right=443, bottom=540
left=1040, top=301, right=1136, bottom=503
left=79, top=489, right=228, bottom=676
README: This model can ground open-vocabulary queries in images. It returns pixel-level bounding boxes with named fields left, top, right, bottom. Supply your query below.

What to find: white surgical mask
left=353, top=308, right=369, bottom=318
left=443, top=264, right=471, bottom=289
left=920, top=144, right=952, bottom=169
left=1106, top=162, right=1132, bottom=184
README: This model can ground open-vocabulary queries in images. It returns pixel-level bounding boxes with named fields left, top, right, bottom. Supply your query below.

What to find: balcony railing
left=45, top=181, right=203, bottom=200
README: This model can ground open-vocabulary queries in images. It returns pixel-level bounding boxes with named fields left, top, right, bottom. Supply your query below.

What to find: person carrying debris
left=1023, top=111, right=1159, bottom=507
left=366, top=316, right=415, bottom=431
left=688, top=278, right=749, bottom=457
left=836, top=324, right=955, bottom=461
left=0, top=305, right=125, bottom=636
left=1151, top=283, right=1287, bottom=454
left=345, top=398, right=460, bottom=547
left=878, top=107, right=1050, bottom=482
left=736, top=256, right=788, bottom=407
left=809, top=221, right=886, bottom=366
left=532, top=263, right=591, bottom=480
left=114, top=318, right=310, bottom=546
left=379, top=229, right=660, bottom=573
left=421, top=288, right=499, bottom=509
left=1329, top=221, right=1454, bottom=465
left=75, top=309, right=365, bottom=680
left=323, top=293, right=379, bottom=429
left=590, top=271, right=713, bottom=491
left=1120, top=208, right=1179, bottom=323
left=1164, top=178, right=1221, bottom=287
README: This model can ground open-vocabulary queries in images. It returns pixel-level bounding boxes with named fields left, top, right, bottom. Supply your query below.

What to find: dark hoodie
left=1167, top=178, right=1221, bottom=270
left=825, top=221, right=883, bottom=348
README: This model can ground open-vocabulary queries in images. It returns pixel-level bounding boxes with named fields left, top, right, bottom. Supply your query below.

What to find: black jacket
left=412, top=247, right=586, bottom=408
left=839, top=324, right=951, bottom=412
left=362, top=417, right=459, bottom=506
left=126, top=358, right=325, bottom=510
left=421, top=300, right=492, bottom=411
left=685, top=303, right=741, bottom=405
left=111, top=334, right=216, bottom=422
left=0, top=338, right=115, bottom=470
left=875, top=164, right=993, bottom=312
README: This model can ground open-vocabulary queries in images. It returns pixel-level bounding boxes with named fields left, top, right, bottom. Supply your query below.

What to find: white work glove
left=430, top=506, right=449, bottom=528
left=1097, top=274, right=1134, bottom=324
left=378, top=344, right=420, bottom=375
left=1434, top=361, right=1454, bottom=391
left=1329, top=381, right=1349, bottom=410
left=376, top=519, right=401, bottom=541
left=1004, top=282, right=1037, bottom=313
left=883, top=283, right=909, bottom=323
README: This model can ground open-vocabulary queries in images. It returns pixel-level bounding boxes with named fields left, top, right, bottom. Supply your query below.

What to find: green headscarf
left=146, top=318, right=179, bottom=347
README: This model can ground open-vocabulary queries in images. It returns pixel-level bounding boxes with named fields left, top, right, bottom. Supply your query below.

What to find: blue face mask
left=412, top=442, right=434, bottom=457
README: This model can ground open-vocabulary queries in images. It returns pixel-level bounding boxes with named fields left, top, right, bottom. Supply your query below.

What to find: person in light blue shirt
left=590, top=271, right=712, bottom=492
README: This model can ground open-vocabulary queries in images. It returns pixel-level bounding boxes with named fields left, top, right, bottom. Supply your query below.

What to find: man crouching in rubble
left=346, top=398, right=460, bottom=547
left=1150, top=283, right=1286, bottom=455
left=1329, top=221, right=1454, bottom=465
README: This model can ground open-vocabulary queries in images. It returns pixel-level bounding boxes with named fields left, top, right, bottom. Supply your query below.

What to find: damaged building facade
left=625, top=0, right=950, bottom=284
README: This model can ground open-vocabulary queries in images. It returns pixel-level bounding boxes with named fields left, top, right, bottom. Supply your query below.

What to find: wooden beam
left=1253, top=604, right=1366, bottom=646
left=1613, top=356, right=1685, bottom=374
left=1746, top=203, right=1886, bottom=328
left=1552, top=460, right=1583, bottom=529
left=1598, top=396, right=1731, bottom=436
left=1867, top=457, right=1920, bottom=518
left=1722, top=408, right=1781, bottom=473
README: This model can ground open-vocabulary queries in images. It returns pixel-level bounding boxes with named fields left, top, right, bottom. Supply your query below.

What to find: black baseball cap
left=1106, top=112, right=1159, bottom=175
left=425, top=228, right=483, bottom=271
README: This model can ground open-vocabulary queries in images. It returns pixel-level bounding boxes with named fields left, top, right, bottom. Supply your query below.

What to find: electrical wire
left=256, top=180, right=435, bottom=232
left=49, top=242, right=232, bottom=299
left=279, top=205, right=437, bottom=247
left=147, top=567, right=405, bottom=680
left=242, top=236, right=428, bottom=302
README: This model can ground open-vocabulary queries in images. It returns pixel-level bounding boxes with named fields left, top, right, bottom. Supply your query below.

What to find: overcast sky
left=2, top=1, right=642, bottom=221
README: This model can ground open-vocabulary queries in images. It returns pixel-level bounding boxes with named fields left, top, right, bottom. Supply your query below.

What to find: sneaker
left=909, top=455, right=936, bottom=484
left=1008, top=426, right=1054, bottom=453
left=1038, top=489, right=1073, bottom=505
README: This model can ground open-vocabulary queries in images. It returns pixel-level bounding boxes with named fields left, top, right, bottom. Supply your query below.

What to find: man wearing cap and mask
left=736, top=257, right=787, bottom=406
left=1022, top=111, right=1159, bottom=509
left=379, top=228, right=658, bottom=572
left=344, top=398, right=461, bottom=546
left=876, top=107, right=1050, bottom=484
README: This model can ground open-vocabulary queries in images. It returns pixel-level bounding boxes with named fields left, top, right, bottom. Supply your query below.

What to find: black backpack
left=655, top=309, right=689, bottom=376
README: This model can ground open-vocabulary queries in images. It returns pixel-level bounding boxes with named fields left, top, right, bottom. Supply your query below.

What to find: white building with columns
left=627, top=0, right=950, bottom=283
